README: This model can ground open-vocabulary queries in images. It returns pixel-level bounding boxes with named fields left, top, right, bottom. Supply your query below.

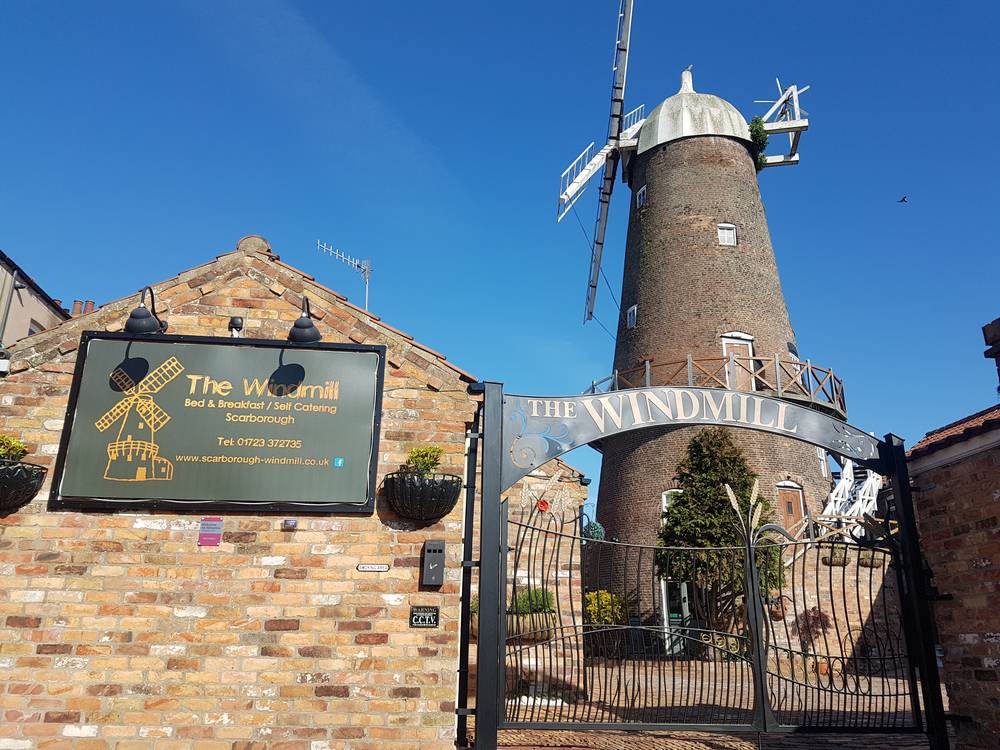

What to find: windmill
left=555, top=0, right=645, bottom=323
left=555, top=1, right=811, bottom=323
left=95, top=356, right=185, bottom=482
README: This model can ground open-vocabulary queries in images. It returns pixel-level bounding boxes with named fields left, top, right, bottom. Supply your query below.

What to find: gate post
left=743, top=539, right=777, bottom=731
left=473, top=382, right=504, bottom=750
left=880, top=434, right=950, bottom=750
left=456, top=406, right=482, bottom=747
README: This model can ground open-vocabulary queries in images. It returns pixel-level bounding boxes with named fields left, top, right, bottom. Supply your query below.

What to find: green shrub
left=583, top=521, right=605, bottom=540
left=749, top=116, right=769, bottom=172
left=508, top=588, right=555, bottom=615
left=402, top=446, right=443, bottom=476
left=0, top=436, right=28, bottom=462
left=583, top=590, right=624, bottom=626
left=469, top=594, right=479, bottom=615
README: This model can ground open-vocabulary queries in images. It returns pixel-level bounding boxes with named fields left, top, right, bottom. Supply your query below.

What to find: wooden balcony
left=585, top=354, right=847, bottom=420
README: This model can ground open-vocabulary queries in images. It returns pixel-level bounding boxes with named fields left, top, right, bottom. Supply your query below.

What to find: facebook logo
left=333, top=457, right=345, bottom=468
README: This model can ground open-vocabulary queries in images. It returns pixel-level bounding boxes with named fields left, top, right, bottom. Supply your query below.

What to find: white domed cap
left=637, top=69, right=750, bottom=154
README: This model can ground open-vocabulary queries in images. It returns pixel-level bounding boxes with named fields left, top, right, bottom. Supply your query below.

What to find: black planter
left=383, top=472, right=462, bottom=521
left=0, top=459, right=48, bottom=516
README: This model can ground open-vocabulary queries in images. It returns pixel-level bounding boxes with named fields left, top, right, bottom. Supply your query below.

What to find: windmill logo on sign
left=94, top=356, right=185, bottom=482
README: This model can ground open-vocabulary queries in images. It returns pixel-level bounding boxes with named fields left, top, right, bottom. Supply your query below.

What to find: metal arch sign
left=500, top=386, right=882, bottom=491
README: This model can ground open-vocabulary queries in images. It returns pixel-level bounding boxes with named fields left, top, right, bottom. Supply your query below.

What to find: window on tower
left=717, top=223, right=737, bottom=246
left=636, top=185, right=647, bottom=209
left=626, top=304, right=638, bottom=329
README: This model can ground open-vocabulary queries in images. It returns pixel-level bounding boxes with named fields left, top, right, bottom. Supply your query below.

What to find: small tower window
left=816, top=447, right=829, bottom=478
left=636, top=185, right=647, bottom=208
left=661, top=489, right=682, bottom=514
left=626, top=304, right=638, bottom=329
left=717, top=223, right=737, bottom=246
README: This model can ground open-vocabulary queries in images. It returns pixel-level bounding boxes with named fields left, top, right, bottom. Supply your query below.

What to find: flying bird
left=898, top=196, right=908, bottom=204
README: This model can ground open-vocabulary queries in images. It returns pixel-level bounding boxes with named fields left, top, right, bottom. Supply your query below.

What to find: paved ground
left=492, top=729, right=939, bottom=749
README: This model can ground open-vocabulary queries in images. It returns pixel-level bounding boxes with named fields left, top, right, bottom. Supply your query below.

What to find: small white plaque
left=357, top=563, right=390, bottom=573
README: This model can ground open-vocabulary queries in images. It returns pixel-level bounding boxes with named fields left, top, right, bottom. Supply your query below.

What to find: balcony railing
left=584, top=354, right=847, bottom=419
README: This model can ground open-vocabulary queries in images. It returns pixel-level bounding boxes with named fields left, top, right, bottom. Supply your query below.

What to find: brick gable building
left=0, top=234, right=586, bottom=749
left=907, top=317, right=1000, bottom=750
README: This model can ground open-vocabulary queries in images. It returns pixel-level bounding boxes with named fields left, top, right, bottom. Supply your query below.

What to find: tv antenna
left=317, top=240, right=372, bottom=310
left=554, top=0, right=644, bottom=323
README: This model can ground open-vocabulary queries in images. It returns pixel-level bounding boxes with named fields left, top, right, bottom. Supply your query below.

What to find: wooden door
left=777, top=485, right=805, bottom=531
left=722, top=339, right=754, bottom=392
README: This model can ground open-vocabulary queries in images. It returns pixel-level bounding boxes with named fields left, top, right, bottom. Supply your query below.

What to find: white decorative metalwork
left=753, top=77, right=811, bottom=168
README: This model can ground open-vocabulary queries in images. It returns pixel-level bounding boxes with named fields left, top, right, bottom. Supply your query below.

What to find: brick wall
left=599, top=134, right=831, bottom=563
left=909, top=439, right=1000, bottom=749
left=0, top=236, right=482, bottom=750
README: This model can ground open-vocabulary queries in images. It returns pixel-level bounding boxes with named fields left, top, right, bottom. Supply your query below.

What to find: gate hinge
left=466, top=431, right=481, bottom=440
left=456, top=708, right=475, bottom=716
left=462, top=560, right=479, bottom=568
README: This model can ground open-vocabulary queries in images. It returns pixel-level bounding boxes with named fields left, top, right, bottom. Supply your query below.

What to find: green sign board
left=51, top=333, right=385, bottom=513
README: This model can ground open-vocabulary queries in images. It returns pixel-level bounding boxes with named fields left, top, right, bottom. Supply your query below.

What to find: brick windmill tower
left=557, top=2, right=838, bottom=566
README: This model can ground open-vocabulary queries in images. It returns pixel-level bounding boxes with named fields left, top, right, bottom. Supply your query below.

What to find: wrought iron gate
left=498, top=502, right=918, bottom=733
left=465, top=383, right=949, bottom=749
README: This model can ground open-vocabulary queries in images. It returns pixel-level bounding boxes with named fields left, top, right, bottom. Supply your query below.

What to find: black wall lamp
left=287, top=296, right=321, bottom=344
left=124, top=287, right=167, bottom=335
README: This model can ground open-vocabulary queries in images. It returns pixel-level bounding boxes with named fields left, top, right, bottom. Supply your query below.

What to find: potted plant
left=821, top=545, right=850, bottom=567
left=0, top=435, right=47, bottom=517
left=768, top=590, right=791, bottom=622
left=583, top=589, right=625, bottom=658
left=506, top=588, right=556, bottom=643
left=382, top=446, right=462, bottom=521
left=792, top=606, right=833, bottom=676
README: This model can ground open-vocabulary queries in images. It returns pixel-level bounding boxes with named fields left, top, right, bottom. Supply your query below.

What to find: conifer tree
left=656, top=427, right=779, bottom=638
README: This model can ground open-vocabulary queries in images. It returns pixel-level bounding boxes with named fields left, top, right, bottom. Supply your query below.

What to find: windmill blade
left=557, top=141, right=613, bottom=221
left=582, top=0, right=633, bottom=322
left=109, top=367, right=137, bottom=394
left=584, top=153, right=620, bottom=322
left=136, top=357, right=185, bottom=395
left=606, top=0, right=634, bottom=144
left=95, top=399, right=133, bottom=432
left=135, top=399, right=171, bottom=432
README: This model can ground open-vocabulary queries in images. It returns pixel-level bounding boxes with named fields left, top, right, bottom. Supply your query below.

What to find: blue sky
left=2, top=1, right=998, bottom=509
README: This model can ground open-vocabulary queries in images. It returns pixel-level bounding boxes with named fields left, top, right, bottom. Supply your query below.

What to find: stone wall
left=0, top=236, right=481, bottom=750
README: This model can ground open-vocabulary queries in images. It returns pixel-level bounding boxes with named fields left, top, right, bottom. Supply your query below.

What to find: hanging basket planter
left=0, top=459, right=48, bottom=516
left=382, top=472, right=462, bottom=521
left=858, top=549, right=881, bottom=568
